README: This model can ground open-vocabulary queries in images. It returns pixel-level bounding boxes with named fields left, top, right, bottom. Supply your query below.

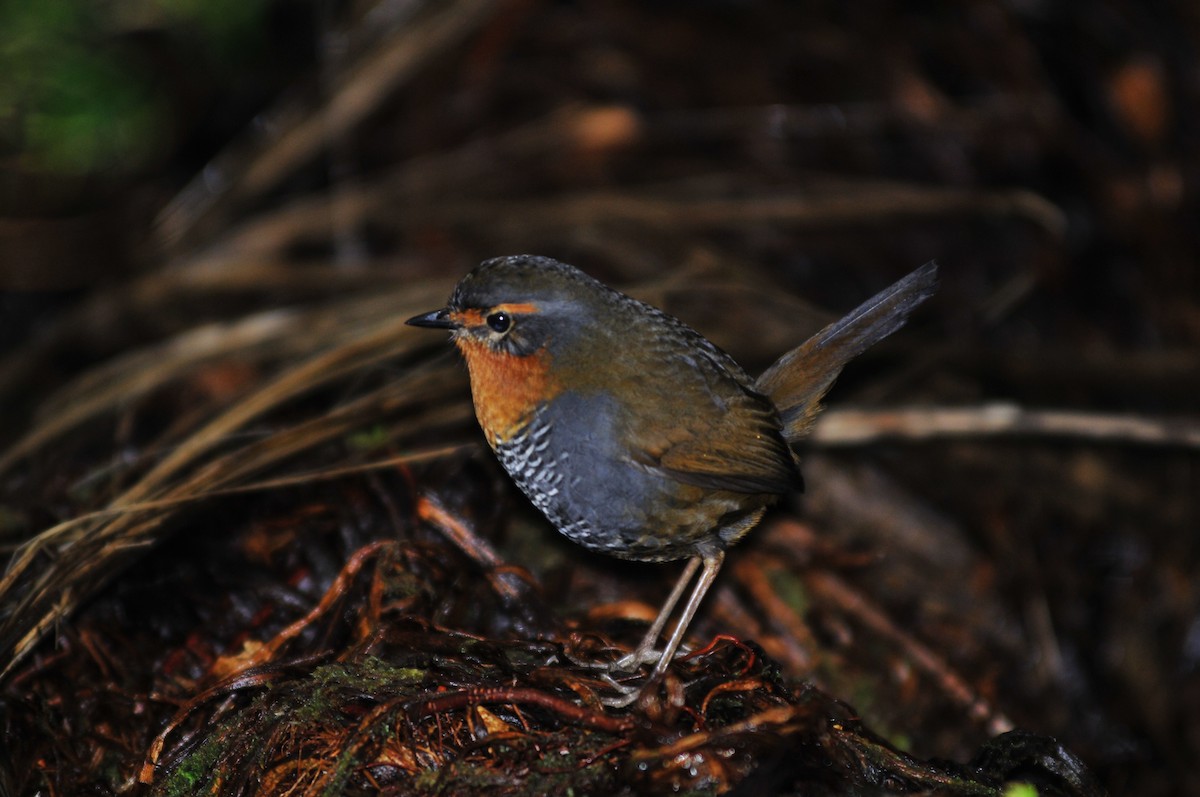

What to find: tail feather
left=755, top=261, right=938, bottom=442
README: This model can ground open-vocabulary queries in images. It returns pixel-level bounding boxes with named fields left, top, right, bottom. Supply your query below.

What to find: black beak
left=406, top=308, right=457, bottom=329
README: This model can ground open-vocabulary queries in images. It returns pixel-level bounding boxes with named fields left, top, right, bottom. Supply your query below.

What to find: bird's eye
left=486, top=311, right=511, bottom=333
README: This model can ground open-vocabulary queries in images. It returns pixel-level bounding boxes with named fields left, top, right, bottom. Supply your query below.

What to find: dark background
left=1, top=1, right=1197, bottom=794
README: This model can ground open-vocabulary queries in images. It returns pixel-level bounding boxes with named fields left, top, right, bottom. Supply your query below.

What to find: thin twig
left=812, top=403, right=1200, bottom=449
left=804, top=569, right=1012, bottom=736
left=416, top=495, right=526, bottom=604
left=156, top=0, right=502, bottom=251
left=407, top=687, right=637, bottom=735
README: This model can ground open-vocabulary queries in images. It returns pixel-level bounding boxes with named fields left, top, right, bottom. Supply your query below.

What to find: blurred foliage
left=0, top=0, right=270, bottom=176
left=1005, top=785, right=1039, bottom=797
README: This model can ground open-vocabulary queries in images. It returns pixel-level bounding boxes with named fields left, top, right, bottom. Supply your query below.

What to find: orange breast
left=455, top=337, right=559, bottom=447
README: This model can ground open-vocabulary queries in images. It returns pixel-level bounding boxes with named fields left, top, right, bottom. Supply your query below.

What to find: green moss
left=154, top=722, right=227, bottom=795
left=1003, top=784, right=1038, bottom=797
left=0, top=0, right=268, bottom=175
left=288, top=657, right=428, bottom=724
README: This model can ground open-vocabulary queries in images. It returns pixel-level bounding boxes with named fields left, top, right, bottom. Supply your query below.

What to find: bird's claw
left=565, top=642, right=661, bottom=673
left=607, top=645, right=662, bottom=674
left=597, top=672, right=645, bottom=708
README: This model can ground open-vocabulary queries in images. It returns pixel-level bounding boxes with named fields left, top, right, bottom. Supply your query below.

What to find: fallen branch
left=812, top=403, right=1200, bottom=449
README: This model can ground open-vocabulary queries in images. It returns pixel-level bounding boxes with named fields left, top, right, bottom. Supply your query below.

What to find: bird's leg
left=602, top=551, right=725, bottom=707
left=608, top=556, right=702, bottom=673
left=645, top=550, right=724, bottom=684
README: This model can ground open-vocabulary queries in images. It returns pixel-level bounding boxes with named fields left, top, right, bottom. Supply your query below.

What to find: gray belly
left=493, top=392, right=768, bottom=562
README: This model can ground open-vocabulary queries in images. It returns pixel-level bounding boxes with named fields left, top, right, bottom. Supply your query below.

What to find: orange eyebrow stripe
left=449, top=303, right=540, bottom=327
left=496, top=302, right=540, bottom=315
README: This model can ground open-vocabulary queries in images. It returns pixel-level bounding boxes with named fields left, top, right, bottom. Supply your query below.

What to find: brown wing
left=621, top=329, right=801, bottom=496
left=653, top=388, right=801, bottom=495
left=579, top=291, right=802, bottom=497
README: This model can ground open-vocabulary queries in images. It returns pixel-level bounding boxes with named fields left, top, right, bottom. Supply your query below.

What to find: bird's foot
left=564, top=640, right=662, bottom=673
left=596, top=672, right=657, bottom=708
left=597, top=673, right=640, bottom=707
left=607, top=644, right=663, bottom=674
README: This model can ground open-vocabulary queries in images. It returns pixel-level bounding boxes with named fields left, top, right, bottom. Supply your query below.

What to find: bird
left=407, top=255, right=937, bottom=703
